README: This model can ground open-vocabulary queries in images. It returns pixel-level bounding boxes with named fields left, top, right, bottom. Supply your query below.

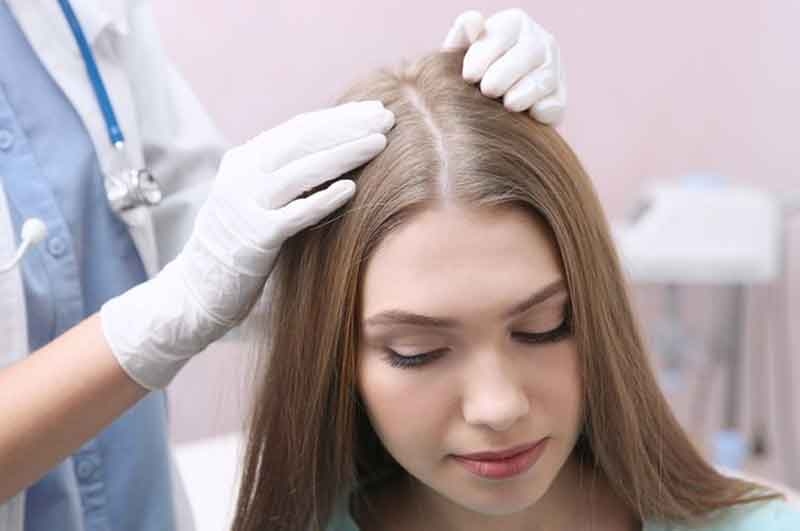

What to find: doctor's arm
left=0, top=315, right=146, bottom=502
left=0, top=101, right=394, bottom=501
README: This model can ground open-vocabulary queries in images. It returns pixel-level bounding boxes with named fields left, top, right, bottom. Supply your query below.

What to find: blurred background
left=150, top=1, right=800, bottom=526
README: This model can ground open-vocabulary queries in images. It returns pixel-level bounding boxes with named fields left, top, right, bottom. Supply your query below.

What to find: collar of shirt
left=6, top=0, right=128, bottom=47
left=69, top=0, right=129, bottom=42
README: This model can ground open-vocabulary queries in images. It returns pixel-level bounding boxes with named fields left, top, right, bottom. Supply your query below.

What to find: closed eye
left=512, top=306, right=572, bottom=344
left=384, top=348, right=447, bottom=369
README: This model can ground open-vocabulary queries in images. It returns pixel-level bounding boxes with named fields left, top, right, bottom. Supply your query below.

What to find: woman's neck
left=357, top=456, right=641, bottom=531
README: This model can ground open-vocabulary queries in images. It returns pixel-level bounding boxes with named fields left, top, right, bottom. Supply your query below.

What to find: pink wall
left=152, top=2, right=800, bottom=442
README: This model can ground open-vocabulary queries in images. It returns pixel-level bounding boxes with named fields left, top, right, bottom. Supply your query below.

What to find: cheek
left=358, top=355, right=452, bottom=459
left=531, top=340, right=583, bottom=436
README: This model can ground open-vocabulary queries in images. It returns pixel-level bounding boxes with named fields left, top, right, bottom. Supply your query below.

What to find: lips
left=452, top=438, right=549, bottom=480
left=458, top=440, right=542, bottom=460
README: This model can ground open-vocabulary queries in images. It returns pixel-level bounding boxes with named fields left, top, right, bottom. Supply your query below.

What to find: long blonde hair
left=231, top=51, right=777, bottom=531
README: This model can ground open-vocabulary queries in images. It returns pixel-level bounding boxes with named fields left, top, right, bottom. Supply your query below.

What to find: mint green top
left=646, top=500, right=800, bottom=530
left=328, top=499, right=800, bottom=531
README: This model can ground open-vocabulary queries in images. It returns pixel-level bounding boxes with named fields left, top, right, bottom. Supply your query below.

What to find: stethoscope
left=1, top=0, right=162, bottom=274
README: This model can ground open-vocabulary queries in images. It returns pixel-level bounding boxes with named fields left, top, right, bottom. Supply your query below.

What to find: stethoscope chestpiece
left=105, top=168, right=163, bottom=213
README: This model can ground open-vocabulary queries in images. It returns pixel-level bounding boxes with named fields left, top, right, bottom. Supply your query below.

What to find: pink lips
left=453, top=438, right=549, bottom=480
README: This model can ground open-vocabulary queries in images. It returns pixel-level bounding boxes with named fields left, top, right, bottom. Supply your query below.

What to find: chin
left=448, top=490, right=538, bottom=517
left=463, top=498, right=536, bottom=517
left=442, top=474, right=550, bottom=517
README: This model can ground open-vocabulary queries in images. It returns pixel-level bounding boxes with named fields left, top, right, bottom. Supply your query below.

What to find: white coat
left=0, top=1, right=227, bottom=529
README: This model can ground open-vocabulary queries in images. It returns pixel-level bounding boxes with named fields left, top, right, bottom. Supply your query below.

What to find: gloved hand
left=100, top=101, right=395, bottom=389
left=442, top=8, right=566, bottom=125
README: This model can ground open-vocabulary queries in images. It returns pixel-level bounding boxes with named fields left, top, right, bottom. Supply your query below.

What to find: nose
left=461, top=351, right=530, bottom=432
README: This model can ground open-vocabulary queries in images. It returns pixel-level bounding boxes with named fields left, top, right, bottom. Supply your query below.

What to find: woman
left=232, top=52, right=800, bottom=530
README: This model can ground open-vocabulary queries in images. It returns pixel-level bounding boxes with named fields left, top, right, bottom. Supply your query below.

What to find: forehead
left=361, top=204, right=563, bottom=318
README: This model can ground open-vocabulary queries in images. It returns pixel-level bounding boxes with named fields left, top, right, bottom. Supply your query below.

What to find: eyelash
left=384, top=308, right=573, bottom=370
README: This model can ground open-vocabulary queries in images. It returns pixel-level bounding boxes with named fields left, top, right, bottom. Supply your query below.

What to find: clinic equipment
left=0, top=218, right=47, bottom=273
left=57, top=0, right=162, bottom=213
left=614, top=181, right=798, bottom=485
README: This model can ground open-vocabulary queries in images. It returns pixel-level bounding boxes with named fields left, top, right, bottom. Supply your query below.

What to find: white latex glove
left=100, top=101, right=395, bottom=389
left=442, top=8, right=566, bottom=125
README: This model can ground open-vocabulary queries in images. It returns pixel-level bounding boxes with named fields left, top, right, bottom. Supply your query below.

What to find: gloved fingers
left=258, top=133, right=386, bottom=209
left=529, top=46, right=566, bottom=125
left=480, top=31, right=547, bottom=99
left=462, top=34, right=517, bottom=84
left=462, top=9, right=524, bottom=83
left=503, top=67, right=558, bottom=113
left=250, top=101, right=395, bottom=173
left=275, top=179, right=356, bottom=236
left=441, top=10, right=485, bottom=51
left=530, top=86, right=566, bottom=125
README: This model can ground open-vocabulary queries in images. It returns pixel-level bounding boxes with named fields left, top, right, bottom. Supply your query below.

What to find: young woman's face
left=358, top=204, right=583, bottom=517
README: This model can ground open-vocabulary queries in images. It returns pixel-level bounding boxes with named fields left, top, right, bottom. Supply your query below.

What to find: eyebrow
left=363, top=278, right=566, bottom=329
left=502, top=278, right=566, bottom=319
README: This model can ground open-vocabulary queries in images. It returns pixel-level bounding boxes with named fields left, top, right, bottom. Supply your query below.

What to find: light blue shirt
left=0, top=4, right=176, bottom=531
